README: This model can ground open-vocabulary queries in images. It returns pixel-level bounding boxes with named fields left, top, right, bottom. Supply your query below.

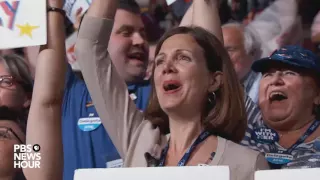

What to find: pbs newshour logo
left=14, top=144, right=41, bottom=168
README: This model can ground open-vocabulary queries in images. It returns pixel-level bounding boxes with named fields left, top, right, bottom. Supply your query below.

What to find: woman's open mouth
left=269, top=91, right=288, bottom=102
left=163, top=80, right=182, bottom=94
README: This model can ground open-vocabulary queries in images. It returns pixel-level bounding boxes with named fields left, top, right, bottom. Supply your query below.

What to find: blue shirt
left=62, top=66, right=151, bottom=180
left=127, top=81, right=151, bottom=111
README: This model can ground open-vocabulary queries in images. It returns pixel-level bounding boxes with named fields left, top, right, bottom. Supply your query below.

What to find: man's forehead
left=223, top=26, right=243, bottom=37
left=222, top=27, right=244, bottom=44
left=114, top=9, right=144, bottom=28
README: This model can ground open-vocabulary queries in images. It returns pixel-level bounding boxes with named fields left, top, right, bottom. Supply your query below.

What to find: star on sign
left=16, top=23, right=39, bottom=38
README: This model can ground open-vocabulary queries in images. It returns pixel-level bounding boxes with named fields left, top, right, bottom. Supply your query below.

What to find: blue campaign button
left=78, top=116, right=102, bottom=132
left=265, top=153, right=293, bottom=165
left=314, top=138, right=320, bottom=151
left=252, top=127, right=279, bottom=144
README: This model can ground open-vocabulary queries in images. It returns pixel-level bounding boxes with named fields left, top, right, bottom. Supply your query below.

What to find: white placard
left=0, top=0, right=47, bottom=49
left=65, top=32, right=80, bottom=71
left=74, top=166, right=230, bottom=180
left=63, top=0, right=91, bottom=24
left=166, top=0, right=177, bottom=6
left=255, top=168, right=320, bottom=180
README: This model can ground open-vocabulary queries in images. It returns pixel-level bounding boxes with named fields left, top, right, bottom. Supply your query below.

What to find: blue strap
left=270, top=120, right=320, bottom=154
left=158, top=131, right=211, bottom=166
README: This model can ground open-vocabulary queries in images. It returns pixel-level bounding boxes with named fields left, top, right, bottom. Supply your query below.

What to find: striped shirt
left=243, top=71, right=261, bottom=104
left=243, top=94, right=262, bottom=146
left=242, top=93, right=262, bottom=151
left=241, top=98, right=320, bottom=169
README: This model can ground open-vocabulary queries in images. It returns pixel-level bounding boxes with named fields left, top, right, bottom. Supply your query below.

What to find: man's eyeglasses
left=0, top=126, right=23, bottom=143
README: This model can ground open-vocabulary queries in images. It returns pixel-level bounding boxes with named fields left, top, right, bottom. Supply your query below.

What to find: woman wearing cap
left=76, top=0, right=269, bottom=180
left=242, top=45, right=320, bottom=169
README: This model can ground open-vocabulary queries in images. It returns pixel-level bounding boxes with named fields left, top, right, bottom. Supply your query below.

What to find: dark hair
left=144, top=26, right=247, bottom=143
left=119, top=0, right=141, bottom=14
left=78, top=0, right=141, bottom=32
left=81, top=0, right=141, bottom=16
left=141, top=13, right=164, bottom=43
left=0, top=106, right=26, bottom=134
left=13, top=48, right=25, bottom=57
left=314, top=104, right=320, bottom=120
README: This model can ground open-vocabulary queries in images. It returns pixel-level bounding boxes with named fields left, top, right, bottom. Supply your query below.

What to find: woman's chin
left=262, top=106, right=292, bottom=122
left=263, top=113, right=293, bottom=129
left=161, top=104, right=180, bottom=112
left=160, top=102, right=185, bottom=114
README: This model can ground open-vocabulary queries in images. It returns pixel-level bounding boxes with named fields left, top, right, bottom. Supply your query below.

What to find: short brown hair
left=144, top=26, right=247, bottom=143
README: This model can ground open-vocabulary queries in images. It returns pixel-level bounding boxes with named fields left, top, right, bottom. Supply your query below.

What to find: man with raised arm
left=26, top=0, right=151, bottom=179
left=62, top=0, right=151, bottom=179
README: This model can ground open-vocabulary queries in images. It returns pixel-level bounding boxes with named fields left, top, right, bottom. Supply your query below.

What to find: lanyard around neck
left=270, top=120, right=320, bottom=154
left=158, top=131, right=211, bottom=167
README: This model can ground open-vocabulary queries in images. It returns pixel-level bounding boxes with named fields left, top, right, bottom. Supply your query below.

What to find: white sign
left=255, top=168, right=320, bottom=180
left=14, top=144, right=41, bottom=169
left=0, top=0, right=47, bottom=49
left=65, top=32, right=80, bottom=71
left=74, top=166, right=230, bottom=180
left=166, top=0, right=177, bottom=5
left=63, top=0, right=91, bottom=24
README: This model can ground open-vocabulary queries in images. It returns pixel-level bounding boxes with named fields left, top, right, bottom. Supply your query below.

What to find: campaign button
left=78, top=117, right=101, bottom=131
left=313, top=137, right=320, bottom=151
left=129, top=93, right=137, bottom=101
left=265, top=153, right=293, bottom=165
left=252, top=127, right=279, bottom=144
left=106, top=159, right=123, bottom=168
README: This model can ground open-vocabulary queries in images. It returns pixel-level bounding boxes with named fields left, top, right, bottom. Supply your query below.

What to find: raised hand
left=23, top=0, right=66, bottom=179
